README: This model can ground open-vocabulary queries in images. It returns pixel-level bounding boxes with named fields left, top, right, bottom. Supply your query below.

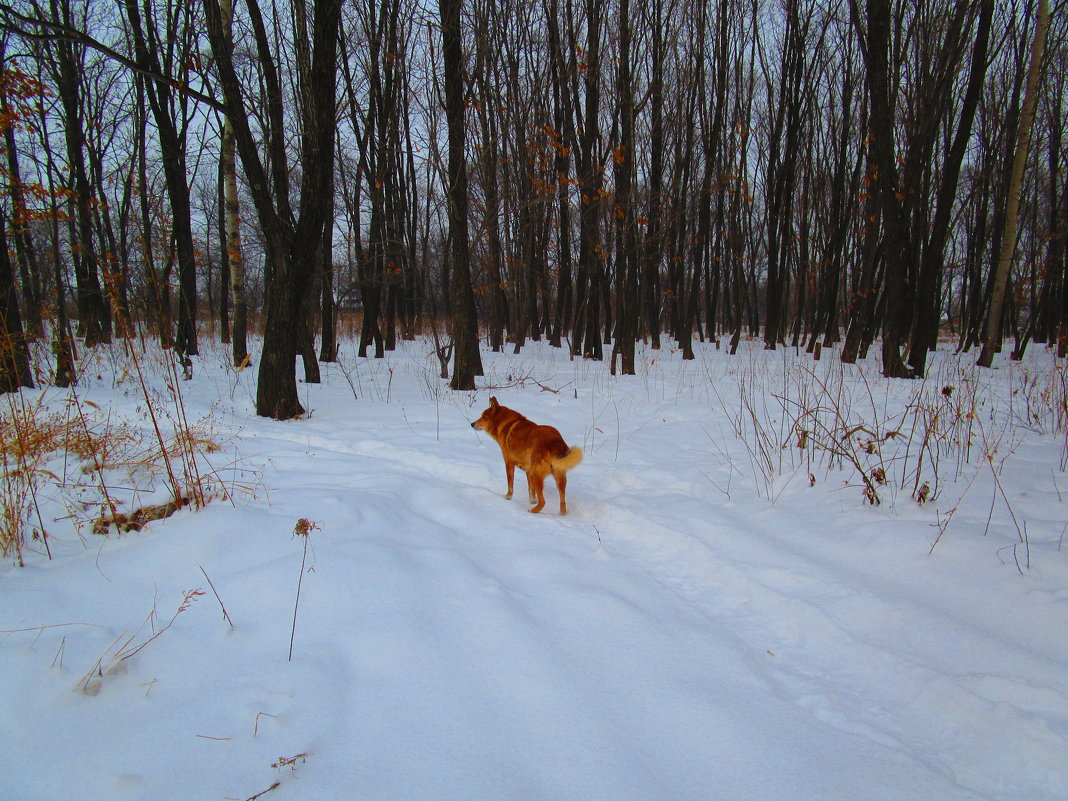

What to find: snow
left=2, top=337, right=1067, bottom=801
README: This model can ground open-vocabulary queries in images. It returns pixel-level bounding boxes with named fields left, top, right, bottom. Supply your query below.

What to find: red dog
left=471, top=397, right=583, bottom=514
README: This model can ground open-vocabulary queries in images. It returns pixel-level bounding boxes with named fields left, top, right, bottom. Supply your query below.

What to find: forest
left=0, top=0, right=1064, bottom=418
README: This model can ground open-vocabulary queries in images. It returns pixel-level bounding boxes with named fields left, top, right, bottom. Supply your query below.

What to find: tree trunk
left=546, top=0, right=575, bottom=348
left=205, top=0, right=341, bottom=418
left=0, top=51, right=43, bottom=340
left=51, top=0, right=109, bottom=346
left=440, top=0, right=483, bottom=389
left=642, top=0, right=665, bottom=349
left=909, top=0, right=993, bottom=375
left=319, top=177, right=338, bottom=363
left=219, top=0, right=249, bottom=368
left=610, top=0, right=637, bottom=375
left=218, top=162, right=230, bottom=345
left=575, top=0, right=605, bottom=360
left=122, top=0, right=198, bottom=362
left=0, top=217, right=32, bottom=392
left=978, top=0, right=1050, bottom=368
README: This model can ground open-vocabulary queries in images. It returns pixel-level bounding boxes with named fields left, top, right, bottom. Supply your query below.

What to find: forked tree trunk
left=123, top=0, right=198, bottom=362
left=51, top=0, right=109, bottom=346
left=205, top=0, right=341, bottom=419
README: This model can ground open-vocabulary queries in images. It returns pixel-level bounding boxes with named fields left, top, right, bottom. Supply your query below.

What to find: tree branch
left=0, top=2, right=225, bottom=113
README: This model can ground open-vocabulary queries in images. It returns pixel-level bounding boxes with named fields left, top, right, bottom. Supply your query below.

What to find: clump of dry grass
left=1, top=393, right=76, bottom=564
left=1, top=332, right=250, bottom=564
left=0, top=390, right=222, bottom=562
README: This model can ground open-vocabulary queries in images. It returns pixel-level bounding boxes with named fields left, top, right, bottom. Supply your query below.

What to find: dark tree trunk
left=857, top=0, right=914, bottom=377
left=132, top=83, right=168, bottom=347
left=763, top=0, right=813, bottom=351
left=610, top=0, right=637, bottom=375
left=642, top=0, right=665, bottom=349
left=33, top=72, right=76, bottom=387
left=574, top=0, right=605, bottom=360
left=319, top=182, right=338, bottom=363
left=440, top=0, right=483, bottom=389
left=0, top=52, right=43, bottom=340
left=473, top=2, right=507, bottom=352
left=0, top=218, right=32, bottom=392
left=909, top=0, right=993, bottom=375
left=546, top=0, right=572, bottom=347
left=50, top=0, right=109, bottom=346
left=205, top=0, right=341, bottom=418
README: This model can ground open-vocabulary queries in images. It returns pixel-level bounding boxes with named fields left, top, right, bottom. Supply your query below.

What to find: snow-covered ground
left=2, top=337, right=1067, bottom=801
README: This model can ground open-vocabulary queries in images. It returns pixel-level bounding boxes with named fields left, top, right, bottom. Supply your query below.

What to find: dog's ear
left=490, top=396, right=499, bottom=409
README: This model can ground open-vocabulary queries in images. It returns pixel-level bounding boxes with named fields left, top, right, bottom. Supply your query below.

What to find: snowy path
left=224, top=389, right=1064, bottom=801
left=3, top=342, right=1067, bottom=800
left=232, top=423, right=969, bottom=800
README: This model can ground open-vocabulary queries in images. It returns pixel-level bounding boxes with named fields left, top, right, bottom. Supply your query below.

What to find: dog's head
left=471, top=396, right=501, bottom=432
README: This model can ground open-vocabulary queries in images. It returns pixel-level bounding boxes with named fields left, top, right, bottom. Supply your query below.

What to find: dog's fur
left=471, top=397, right=583, bottom=514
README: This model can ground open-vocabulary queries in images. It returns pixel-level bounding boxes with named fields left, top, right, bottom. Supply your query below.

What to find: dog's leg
left=553, top=470, right=568, bottom=515
left=529, top=470, right=546, bottom=513
left=504, top=459, right=515, bottom=500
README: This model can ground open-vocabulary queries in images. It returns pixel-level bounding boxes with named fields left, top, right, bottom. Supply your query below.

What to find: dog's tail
left=551, top=446, right=584, bottom=472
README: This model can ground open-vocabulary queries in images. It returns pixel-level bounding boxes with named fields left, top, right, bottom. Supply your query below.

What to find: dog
left=471, top=397, right=583, bottom=514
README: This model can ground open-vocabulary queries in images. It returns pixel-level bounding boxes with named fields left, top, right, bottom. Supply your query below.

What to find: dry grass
left=1, top=329, right=241, bottom=564
left=76, top=587, right=205, bottom=695
left=1, top=390, right=227, bottom=562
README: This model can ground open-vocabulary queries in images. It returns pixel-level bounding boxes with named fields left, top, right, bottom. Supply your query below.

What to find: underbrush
left=714, top=349, right=1066, bottom=507
left=4, top=330, right=1065, bottom=567
left=684, top=344, right=1066, bottom=566
left=1, top=336, right=241, bottom=566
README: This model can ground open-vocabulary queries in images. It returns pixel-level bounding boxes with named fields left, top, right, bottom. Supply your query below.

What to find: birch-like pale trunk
left=978, top=0, right=1050, bottom=368
left=219, top=0, right=248, bottom=369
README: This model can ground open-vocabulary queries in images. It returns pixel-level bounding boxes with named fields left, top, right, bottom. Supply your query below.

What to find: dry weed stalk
left=288, top=518, right=319, bottom=661
left=243, top=781, right=281, bottom=801
left=272, top=753, right=311, bottom=773
left=77, top=588, right=204, bottom=694
left=253, top=711, right=278, bottom=737
left=119, top=332, right=203, bottom=510
left=200, top=564, right=235, bottom=629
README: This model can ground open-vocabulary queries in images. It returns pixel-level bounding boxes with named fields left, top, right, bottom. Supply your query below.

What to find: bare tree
left=122, top=0, right=201, bottom=366
left=204, top=0, right=341, bottom=418
left=439, top=0, right=483, bottom=389
left=979, top=0, right=1051, bottom=367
